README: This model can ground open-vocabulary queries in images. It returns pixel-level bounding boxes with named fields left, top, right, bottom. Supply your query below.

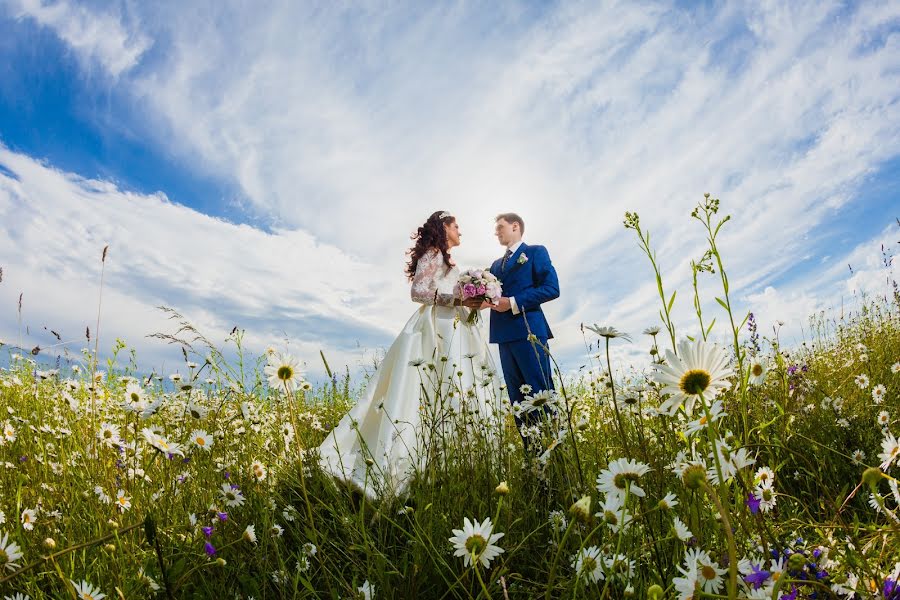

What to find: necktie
left=501, top=248, right=512, bottom=271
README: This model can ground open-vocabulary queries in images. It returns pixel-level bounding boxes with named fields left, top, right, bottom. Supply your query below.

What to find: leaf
left=686, top=334, right=695, bottom=342
left=705, top=318, right=716, bottom=337
left=667, top=290, right=677, bottom=313
left=715, top=297, right=729, bottom=311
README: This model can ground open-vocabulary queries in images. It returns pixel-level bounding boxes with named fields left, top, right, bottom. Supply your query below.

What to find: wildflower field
left=1, top=198, right=899, bottom=599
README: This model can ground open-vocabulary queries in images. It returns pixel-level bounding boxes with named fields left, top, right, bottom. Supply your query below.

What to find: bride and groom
left=318, top=211, right=560, bottom=498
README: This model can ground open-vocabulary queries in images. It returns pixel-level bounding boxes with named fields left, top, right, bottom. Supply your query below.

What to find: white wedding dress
left=318, top=249, right=502, bottom=499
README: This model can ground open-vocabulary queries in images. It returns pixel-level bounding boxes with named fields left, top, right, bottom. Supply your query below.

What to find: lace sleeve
left=411, top=250, right=458, bottom=306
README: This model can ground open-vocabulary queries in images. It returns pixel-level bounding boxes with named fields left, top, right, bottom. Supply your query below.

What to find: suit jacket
left=488, top=242, right=559, bottom=344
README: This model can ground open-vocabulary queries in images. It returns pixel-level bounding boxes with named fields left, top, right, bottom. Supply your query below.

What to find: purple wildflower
left=201, top=526, right=214, bottom=538
left=746, top=492, right=761, bottom=515
left=744, top=564, right=771, bottom=590
left=204, top=541, right=216, bottom=556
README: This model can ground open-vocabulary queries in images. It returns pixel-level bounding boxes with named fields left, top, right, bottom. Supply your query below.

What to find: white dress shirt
left=506, top=240, right=523, bottom=315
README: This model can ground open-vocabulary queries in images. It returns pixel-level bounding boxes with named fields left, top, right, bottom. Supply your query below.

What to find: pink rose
left=463, top=283, right=477, bottom=298
left=475, top=284, right=486, bottom=295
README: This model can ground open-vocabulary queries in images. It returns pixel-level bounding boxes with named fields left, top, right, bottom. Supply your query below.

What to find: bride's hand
left=461, top=298, right=483, bottom=308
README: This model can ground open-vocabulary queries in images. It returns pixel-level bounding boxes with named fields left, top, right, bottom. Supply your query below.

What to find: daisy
left=879, top=431, right=900, bottom=469
left=653, top=340, right=733, bottom=416
left=548, top=510, right=567, bottom=533
left=685, top=548, right=727, bottom=594
left=219, top=483, right=245, bottom=508
left=0, top=532, right=24, bottom=571
left=2, top=421, right=15, bottom=443
left=250, top=460, right=267, bottom=482
left=96, top=423, right=121, bottom=448
left=270, top=524, right=284, bottom=537
left=594, top=494, right=632, bottom=532
left=747, top=358, right=767, bottom=386
left=115, top=490, right=131, bottom=513
left=754, top=466, right=775, bottom=488
left=571, top=546, right=604, bottom=583
left=873, top=384, right=887, bottom=404
left=878, top=411, right=890, bottom=427
left=20, top=509, right=36, bottom=531
left=753, top=485, right=777, bottom=513
left=124, top=382, right=145, bottom=405
left=519, top=384, right=532, bottom=395
left=520, top=390, right=559, bottom=413
left=186, top=402, right=208, bottom=420
left=683, top=401, right=725, bottom=437
left=851, top=449, right=866, bottom=466
left=673, top=562, right=700, bottom=600
left=242, top=525, right=257, bottom=544
left=264, top=352, right=304, bottom=393
left=190, top=430, right=213, bottom=451
left=892, top=362, right=900, bottom=374
left=855, top=374, right=870, bottom=389
left=448, top=517, right=505, bottom=568
left=643, top=326, right=661, bottom=336
left=357, top=580, right=374, bottom=600
left=658, top=492, right=679, bottom=511
left=586, top=325, right=632, bottom=341
left=71, top=579, right=106, bottom=600
left=602, top=553, right=634, bottom=582
left=673, top=516, right=692, bottom=542
left=596, top=457, right=651, bottom=501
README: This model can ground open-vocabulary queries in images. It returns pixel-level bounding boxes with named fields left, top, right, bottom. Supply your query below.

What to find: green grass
left=1, top=200, right=898, bottom=599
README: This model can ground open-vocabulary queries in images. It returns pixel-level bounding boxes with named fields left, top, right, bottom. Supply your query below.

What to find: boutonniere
left=517, top=253, right=528, bottom=265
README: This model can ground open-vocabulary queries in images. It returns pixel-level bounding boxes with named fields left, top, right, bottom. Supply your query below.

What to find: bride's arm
left=411, top=250, right=459, bottom=306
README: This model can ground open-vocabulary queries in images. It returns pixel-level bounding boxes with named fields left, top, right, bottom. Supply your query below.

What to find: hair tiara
left=438, top=211, right=452, bottom=220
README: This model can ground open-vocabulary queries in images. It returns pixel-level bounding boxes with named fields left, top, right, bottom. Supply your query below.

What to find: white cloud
left=1, top=1, right=899, bottom=377
left=0, top=146, right=407, bottom=375
left=5, top=0, right=151, bottom=77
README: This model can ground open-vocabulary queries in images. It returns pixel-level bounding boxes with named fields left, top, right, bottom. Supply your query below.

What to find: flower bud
left=43, top=537, right=56, bottom=550
left=215, top=558, right=227, bottom=567
left=862, top=467, right=884, bottom=490
left=788, top=552, right=806, bottom=571
left=495, top=481, right=509, bottom=496
left=647, top=584, right=665, bottom=600
left=682, top=464, right=707, bottom=490
left=104, top=543, right=116, bottom=553
left=569, top=495, right=592, bottom=524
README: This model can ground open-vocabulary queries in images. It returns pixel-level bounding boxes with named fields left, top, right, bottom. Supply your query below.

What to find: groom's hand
left=461, top=298, right=483, bottom=308
left=492, top=297, right=512, bottom=312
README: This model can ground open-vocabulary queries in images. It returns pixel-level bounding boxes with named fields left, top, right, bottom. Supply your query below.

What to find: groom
left=486, top=213, right=560, bottom=450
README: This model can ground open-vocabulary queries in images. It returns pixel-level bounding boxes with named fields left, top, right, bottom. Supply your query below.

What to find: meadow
left=0, top=197, right=898, bottom=599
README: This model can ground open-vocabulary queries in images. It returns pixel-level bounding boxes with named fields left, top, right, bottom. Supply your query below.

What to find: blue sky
left=0, top=0, right=898, bottom=381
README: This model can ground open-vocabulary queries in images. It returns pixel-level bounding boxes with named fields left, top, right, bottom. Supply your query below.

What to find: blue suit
left=489, top=242, right=560, bottom=439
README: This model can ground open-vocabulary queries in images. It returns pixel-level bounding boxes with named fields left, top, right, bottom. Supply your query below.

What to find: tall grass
left=0, top=198, right=898, bottom=599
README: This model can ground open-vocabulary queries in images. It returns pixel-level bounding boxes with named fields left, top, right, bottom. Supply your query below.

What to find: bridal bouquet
left=457, top=269, right=502, bottom=324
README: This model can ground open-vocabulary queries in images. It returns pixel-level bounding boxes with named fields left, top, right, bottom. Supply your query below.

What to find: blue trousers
left=499, top=338, right=554, bottom=446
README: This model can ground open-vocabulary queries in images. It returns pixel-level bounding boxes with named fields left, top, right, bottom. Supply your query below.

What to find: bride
left=318, top=210, right=502, bottom=499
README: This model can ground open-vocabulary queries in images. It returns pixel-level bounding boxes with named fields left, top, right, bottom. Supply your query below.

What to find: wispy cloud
left=0, top=1, right=898, bottom=377
left=6, top=0, right=151, bottom=77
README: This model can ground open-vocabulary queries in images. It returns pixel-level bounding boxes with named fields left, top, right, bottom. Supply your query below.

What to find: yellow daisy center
left=465, top=534, right=486, bottom=556
left=130, top=392, right=140, bottom=402
left=679, top=369, right=711, bottom=395
left=196, top=437, right=205, bottom=446
left=701, top=564, right=716, bottom=580
left=752, top=364, right=763, bottom=376
left=277, top=366, right=293, bottom=381
left=0, top=548, right=9, bottom=564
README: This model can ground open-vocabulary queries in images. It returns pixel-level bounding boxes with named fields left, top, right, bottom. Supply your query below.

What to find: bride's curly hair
left=406, top=211, right=455, bottom=280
